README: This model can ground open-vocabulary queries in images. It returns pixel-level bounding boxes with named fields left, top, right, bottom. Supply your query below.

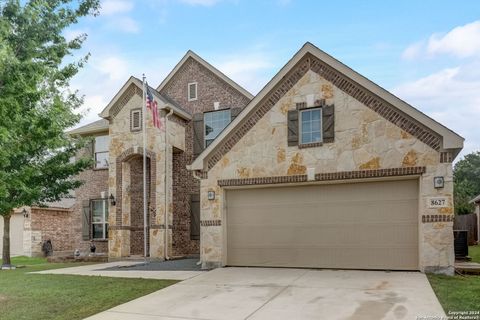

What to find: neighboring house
left=67, top=50, right=252, bottom=259
left=1, top=199, right=74, bottom=257
left=0, top=210, right=26, bottom=257
left=470, top=194, right=480, bottom=243
left=188, top=43, right=464, bottom=275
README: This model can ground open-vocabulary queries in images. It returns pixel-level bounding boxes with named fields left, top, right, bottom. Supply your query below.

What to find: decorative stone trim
left=314, top=167, right=426, bottom=181
left=205, top=54, right=442, bottom=171
left=109, top=225, right=131, bottom=231
left=298, top=142, right=323, bottom=149
left=218, top=167, right=426, bottom=187
left=422, top=215, right=454, bottom=223
left=296, top=102, right=307, bottom=110
left=115, top=147, right=157, bottom=226
left=194, top=170, right=208, bottom=179
left=440, top=152, right=453, bottom=163
left=151, top=224, right=173, bottom=230
left=200, top=220, right=222, bottom=226
left=110, top=84, right=143, bottom=119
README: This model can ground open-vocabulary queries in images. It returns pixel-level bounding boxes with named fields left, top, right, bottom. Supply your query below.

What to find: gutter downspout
left=192, top=170, right=203, bottom=266
left=164, top=108, right=174, bottom=261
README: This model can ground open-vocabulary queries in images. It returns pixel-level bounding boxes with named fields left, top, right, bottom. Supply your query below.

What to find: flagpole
left=142, top=74, right=148, bottom=264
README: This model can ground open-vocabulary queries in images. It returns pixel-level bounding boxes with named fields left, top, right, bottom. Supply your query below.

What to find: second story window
left=300, top=108, right=322, bottom=144
left=188, top=82, right=197, bottom=101
left=94, top=135, right=110, bottom=169
left=204, top=109, right=231, bottom=147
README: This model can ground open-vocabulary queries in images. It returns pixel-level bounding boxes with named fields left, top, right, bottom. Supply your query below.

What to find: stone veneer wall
left=159, top=57, right=251, bottom=256
left=108, top=88, right=187, bottom=259
left=199, top=70, right=455, bottom=274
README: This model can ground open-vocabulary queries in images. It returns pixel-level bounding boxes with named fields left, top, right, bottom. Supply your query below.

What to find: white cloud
left=401, top=41, right=423, bottom=60
left=109, top=16, right=140, bottom=33
left=402, top=20, right=480, bottom=60
left=215, top=53, right=274, bottom=94
left=96, top=56, right=130, bottom=81
left=392, top=62, right=480, bottom=157
left=179, top=0, right=221, bottom=6
left=427, top=21, right=480, bottom=58
left=101, top=0, right=134, bottom=15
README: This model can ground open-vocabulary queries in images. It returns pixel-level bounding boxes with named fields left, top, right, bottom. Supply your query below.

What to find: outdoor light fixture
left=207, top=191, right=215, bottom=200
left=109, top=193, right=116, bottom=206
left=434, top=176, right=445, bottom=189
left=22, top=208, right=28, bottom=218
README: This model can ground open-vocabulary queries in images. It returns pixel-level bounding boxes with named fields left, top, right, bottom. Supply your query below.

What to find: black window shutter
left=82, top=200, right=91, bottom=241
left=190, top=194, right=200, bottom=240
left=322, top=104, right=335, bottom=142
left=192, top=113, right=204, bottom=158
left=287, top=110, right=299, bottom=146
left=230, top=107, right=242, bottom=121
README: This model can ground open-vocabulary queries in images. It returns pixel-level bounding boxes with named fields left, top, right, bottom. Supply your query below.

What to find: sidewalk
left=30, top=260, right=205, bottom=280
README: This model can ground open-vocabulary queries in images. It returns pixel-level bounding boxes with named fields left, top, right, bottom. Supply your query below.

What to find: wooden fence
left=453, top=213, right=478, bottom=245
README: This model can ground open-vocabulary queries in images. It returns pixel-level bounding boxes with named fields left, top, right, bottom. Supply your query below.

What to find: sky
left=68, top=0, right=480, bottom=160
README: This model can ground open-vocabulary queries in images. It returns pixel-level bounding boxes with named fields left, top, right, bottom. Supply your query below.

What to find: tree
left=0, top=0, right=99, bottom=268
left=454, top=151, right=480, bottom=215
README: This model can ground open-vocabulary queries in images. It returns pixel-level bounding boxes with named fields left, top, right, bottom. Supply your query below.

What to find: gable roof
left=470, top=194, right=480, bottom=204
left=68, top=119, right=109, bottom=136
left=189, top=42, right=464, bottom=171
left=156, top=50, right=254, bottom=101
left=99, top=76, right=191, bottom=121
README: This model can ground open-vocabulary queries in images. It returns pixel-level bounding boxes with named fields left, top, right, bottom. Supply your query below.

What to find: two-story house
left=26, top=43, right=463, bottom=275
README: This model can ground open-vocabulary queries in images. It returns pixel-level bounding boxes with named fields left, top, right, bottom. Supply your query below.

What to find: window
left=188, top=82, right=197, bottom=101
left=130, top=109, right=142, bottom=131
left=91, top=199, right=108, bottom=239
left=204, top=109, right=231, bottom=147
left=94, top=135, right=110, bottom=169
left=300, top=108, right=322, bottom=144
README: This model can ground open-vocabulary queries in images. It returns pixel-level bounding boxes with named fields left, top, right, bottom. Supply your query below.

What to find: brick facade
left=30, top=208, right=73, bottom=254
left=159, top=57, right=251, bottom=256
left=70, top=148, right=109, bottom=254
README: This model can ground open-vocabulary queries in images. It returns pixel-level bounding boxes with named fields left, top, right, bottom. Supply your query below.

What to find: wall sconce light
left=22, top=208, right=28, bottom=218
left=109, top=194, right=116, bottom=206
left=434, top=176, right=444, bottom=189
left=207, top=191, right=215, bottom=200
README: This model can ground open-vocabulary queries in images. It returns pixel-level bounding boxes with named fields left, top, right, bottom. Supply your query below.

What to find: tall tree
left=0, top=0, right=99, bottom=267
left=454, top=151, right=480, bottom=214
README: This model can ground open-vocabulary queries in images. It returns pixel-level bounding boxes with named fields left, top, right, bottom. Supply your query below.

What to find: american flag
left=145, top=84, right=164, bottom=130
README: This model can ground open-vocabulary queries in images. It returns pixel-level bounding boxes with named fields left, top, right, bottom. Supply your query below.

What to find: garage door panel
left=226, top=179, right=419, bottom=270
left=228, top=223, right=417, bottom=247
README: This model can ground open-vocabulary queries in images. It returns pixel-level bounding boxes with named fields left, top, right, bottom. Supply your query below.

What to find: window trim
left=203, top=108, right=231, bottom=148
left=130, top=109, right=142, bottom=132
left=188, top=82, right=198, bottom=101
left=299, top=107, right=323, bottom=145
left=93, top=135, right=109, bottom=170
left=90, top=198, right=109, bottom=240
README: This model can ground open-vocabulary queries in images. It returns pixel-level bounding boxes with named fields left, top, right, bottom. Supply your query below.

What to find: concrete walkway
left=84, top=267, right=445, bottom=320
left=31, top=261, right=204, bottom=280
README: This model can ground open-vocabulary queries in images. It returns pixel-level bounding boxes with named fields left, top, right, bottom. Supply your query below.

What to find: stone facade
left=198, top=69, right=456, bottom=274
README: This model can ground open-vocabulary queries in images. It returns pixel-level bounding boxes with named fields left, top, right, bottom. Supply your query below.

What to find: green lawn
left=428, top=273, right=480, bottom=314
left=427, top=247, right=480, bottom=313
left=469, top=245, right=480, bottom=263
left=0, top=256, right=177, bottom=320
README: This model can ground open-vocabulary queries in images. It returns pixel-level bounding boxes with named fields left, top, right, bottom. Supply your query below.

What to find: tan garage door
left=226, top=179, right=419, bottom=270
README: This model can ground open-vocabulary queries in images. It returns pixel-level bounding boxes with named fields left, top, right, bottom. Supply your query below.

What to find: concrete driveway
left=85, top=267, right=445, bottom=320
